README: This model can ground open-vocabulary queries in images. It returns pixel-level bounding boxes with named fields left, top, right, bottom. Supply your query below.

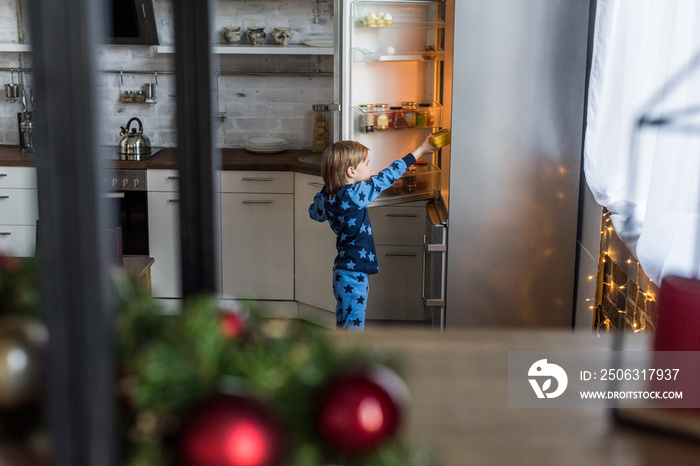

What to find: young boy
left=308, top=137, right=437, bottom=330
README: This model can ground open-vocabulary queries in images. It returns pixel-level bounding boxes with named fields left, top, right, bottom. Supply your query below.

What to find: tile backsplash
left=0, top=0, right=335, bottom=149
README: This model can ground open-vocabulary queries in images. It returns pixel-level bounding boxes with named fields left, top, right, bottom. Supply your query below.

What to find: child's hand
left=413, top=135, right=438, bottom=159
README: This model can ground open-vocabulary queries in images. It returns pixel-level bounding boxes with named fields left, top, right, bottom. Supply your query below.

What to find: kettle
left=118, top=117, right=152, bottom=159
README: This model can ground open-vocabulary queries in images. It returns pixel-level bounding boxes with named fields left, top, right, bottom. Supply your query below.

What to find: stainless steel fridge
left=336, top=0, right=592, bottom=327
left=433, top=0, right=592, bottom=327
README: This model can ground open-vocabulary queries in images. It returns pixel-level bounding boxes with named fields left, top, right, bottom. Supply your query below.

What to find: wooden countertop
left=0, top=145, right=322, bottom=176
left=339, top=328, right=700, bottom=465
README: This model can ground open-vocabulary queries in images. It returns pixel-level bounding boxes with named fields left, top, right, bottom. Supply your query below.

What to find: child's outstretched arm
left=413, top=135, right=438, bottom=160
left=308, top=186, right=328, bottom=222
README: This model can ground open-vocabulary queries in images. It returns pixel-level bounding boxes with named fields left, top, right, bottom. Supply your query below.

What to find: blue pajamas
left=309, top=153, right=417, bottom=331
left=333, top=270, right=369, bottom=330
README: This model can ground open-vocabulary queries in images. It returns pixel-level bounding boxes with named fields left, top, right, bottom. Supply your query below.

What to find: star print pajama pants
left=333, top=270, right=369, bottom=330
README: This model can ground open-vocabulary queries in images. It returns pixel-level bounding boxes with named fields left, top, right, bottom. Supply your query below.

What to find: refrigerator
left=336, top=0, right=592, bottom=328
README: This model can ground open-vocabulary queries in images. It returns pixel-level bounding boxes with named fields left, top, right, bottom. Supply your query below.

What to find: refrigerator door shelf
left=353, top=46, right=445, bottom=62
left=352, top=101, right=443, bottom=134
left=372, top=163, right=441, bottom=207
left=354, top=1, right=443, bottom=27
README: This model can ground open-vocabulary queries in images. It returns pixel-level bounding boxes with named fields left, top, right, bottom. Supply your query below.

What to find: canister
left=359, top=104, right=375, bottom=132
left=374, top=104, right=390, bottom=131
left=401, top=101, right=417, bottom=128
left=312, top=104, right=332, bottom=153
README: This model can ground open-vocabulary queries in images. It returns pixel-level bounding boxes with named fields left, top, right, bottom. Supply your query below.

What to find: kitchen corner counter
left=0, top=145, right=321, bottom=176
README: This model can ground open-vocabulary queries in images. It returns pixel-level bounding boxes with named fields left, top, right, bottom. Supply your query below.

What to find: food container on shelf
left=374, top=104, right=390, bottom=131
left=358, top=104, right=375, bottom=132
left=383, top=161, right=440, bottom=198
left=311, top=104, right=333, bottom=153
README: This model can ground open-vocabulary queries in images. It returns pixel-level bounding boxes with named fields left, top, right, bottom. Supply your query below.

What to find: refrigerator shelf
left=352, top=46, right=444, bottom=63
left=373, top=162, right=441, bottom=206
left=352, top=101, right=443, bottom=134
left=353, top=17, right=445, bottom=29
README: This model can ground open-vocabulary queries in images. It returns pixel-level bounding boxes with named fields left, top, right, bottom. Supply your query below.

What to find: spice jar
left=312, top=104, right=332, bottom=153
left=359, top=104, right=375, bottom=132
left=402, top=101, right=416, bottom=128
left=374, top=104, right=390, bottom=131
left=390, top=106, right=406, bottom=129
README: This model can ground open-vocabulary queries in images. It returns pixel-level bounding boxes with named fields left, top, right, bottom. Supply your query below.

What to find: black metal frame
left=28, top=0, right=217, bottom=463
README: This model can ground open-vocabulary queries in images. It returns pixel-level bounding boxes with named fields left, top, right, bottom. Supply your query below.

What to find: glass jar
left=419, top=103, right=435, bottom=127
left=312, top=104, right=332, bottom=153
left=374, top=104, right=390, bottom=131
left=359, top=104, right=375, bottom=132
left=403, top=166, right=417, bottom=193
left=390, top=106, right=406, bottom=129
left=401, top=101, right=417, bottom=128
left=416, top=107, right=428, bottom=127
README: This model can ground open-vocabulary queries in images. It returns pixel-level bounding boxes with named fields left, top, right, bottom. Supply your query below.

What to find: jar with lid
left=359, top=104, right=375, bottom=133
left=390, top=106, right=406, bottom=130
left=419, top=103, right=435, bottom=127
left=374, top=104, right=390, bottom=131
left=312, top=104, right=333, bottom=153
left=403, top=166, right=417, bottom=193
left=401, top=101, right=417, bottom=128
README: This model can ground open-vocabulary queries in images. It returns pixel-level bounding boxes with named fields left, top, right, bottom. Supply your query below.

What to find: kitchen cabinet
left=294, top=173, right=336, bottom=312
left=0, top=167, right=37, bottom=257
left=366, top=202, right=427, bottom=322
left=221, top=171, right=294, bottom=300
left=147, top=169, right=181, bottom=299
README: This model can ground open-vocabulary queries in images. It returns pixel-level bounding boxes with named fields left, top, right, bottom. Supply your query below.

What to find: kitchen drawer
left=0, top=189, right=39, bottom=225
left=220, top=171, right=293, bottom=194
left=0, top=225, right=36, bottom=257
left=146, top=169, right=180, bottom=192
left=0, top=167, right=37, bottom=189
left=367, top=245, right=424, bottom=321
left=370, top=204, right=426, bottom=246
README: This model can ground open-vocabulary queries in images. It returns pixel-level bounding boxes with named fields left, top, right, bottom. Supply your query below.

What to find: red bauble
left=220, top=309, right=247, bottom=338
left=315, top=366, right=410, bottom=454
left=179, top=394, right=287, bottom=466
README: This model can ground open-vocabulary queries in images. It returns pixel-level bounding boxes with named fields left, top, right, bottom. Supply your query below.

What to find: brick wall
left=0, top=0, right=335, bottom=148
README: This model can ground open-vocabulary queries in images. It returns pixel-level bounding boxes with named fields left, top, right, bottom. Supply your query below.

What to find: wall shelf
left=156, top=44, right=333, bottom=56
left=0, top=44, right=31, bottom=53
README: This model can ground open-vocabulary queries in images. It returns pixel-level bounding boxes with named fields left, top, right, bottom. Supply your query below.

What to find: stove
left=117, top=147, right=162, bottom=161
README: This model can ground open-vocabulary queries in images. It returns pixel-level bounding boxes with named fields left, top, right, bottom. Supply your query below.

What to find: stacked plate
left=245, top=137, right=289, bottom=154
left=303, top=35, right=334, bottom=48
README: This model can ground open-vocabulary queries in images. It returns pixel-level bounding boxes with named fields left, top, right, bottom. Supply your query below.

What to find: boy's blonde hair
left=321, top=140, right=369, bottom=196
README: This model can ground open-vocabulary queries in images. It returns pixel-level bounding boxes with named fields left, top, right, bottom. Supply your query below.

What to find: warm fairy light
left=588, top=275, right=594, bottom=280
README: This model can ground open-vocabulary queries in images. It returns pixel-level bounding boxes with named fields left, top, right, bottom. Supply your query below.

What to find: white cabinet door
left=147, top=190, right=181, bottom=298
left=221, top=192, right=294, bottom=300
left=294, top=173, right=336, bottom=311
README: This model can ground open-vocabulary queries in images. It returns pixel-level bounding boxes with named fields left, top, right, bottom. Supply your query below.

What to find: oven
left=103, top=169, right=149, bottom=256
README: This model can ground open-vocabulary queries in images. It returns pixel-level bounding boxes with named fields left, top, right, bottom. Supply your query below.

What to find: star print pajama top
left=308, top=153, right=417, bottom=330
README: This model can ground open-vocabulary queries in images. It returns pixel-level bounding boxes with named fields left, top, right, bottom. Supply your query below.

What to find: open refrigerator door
left=338, top=0, right=446, bottom=206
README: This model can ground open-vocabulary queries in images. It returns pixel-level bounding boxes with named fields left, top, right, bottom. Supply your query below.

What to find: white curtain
left=584, top=0, right=700, bottom=284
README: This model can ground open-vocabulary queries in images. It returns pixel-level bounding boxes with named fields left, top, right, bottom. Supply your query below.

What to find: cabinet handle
left=103, top=192, right=125, bottom=199
left=0, top=173, right=7, bottom=177
left=0, top=232, right=11, bottom=236
left=167, top=176, right=179, bottom=180
left=0, top=195, right=9, bottom=199
left=307, top=182, right=325, bottom=188
left=385, top=252, right=417, bottom=257
left=242, top=200, right=273, bottom=204
left=167, top=199, right=180, bottom=203
left=385, top=212, right=418, bottom=218
left=242, top=177, right=274, bottom=182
